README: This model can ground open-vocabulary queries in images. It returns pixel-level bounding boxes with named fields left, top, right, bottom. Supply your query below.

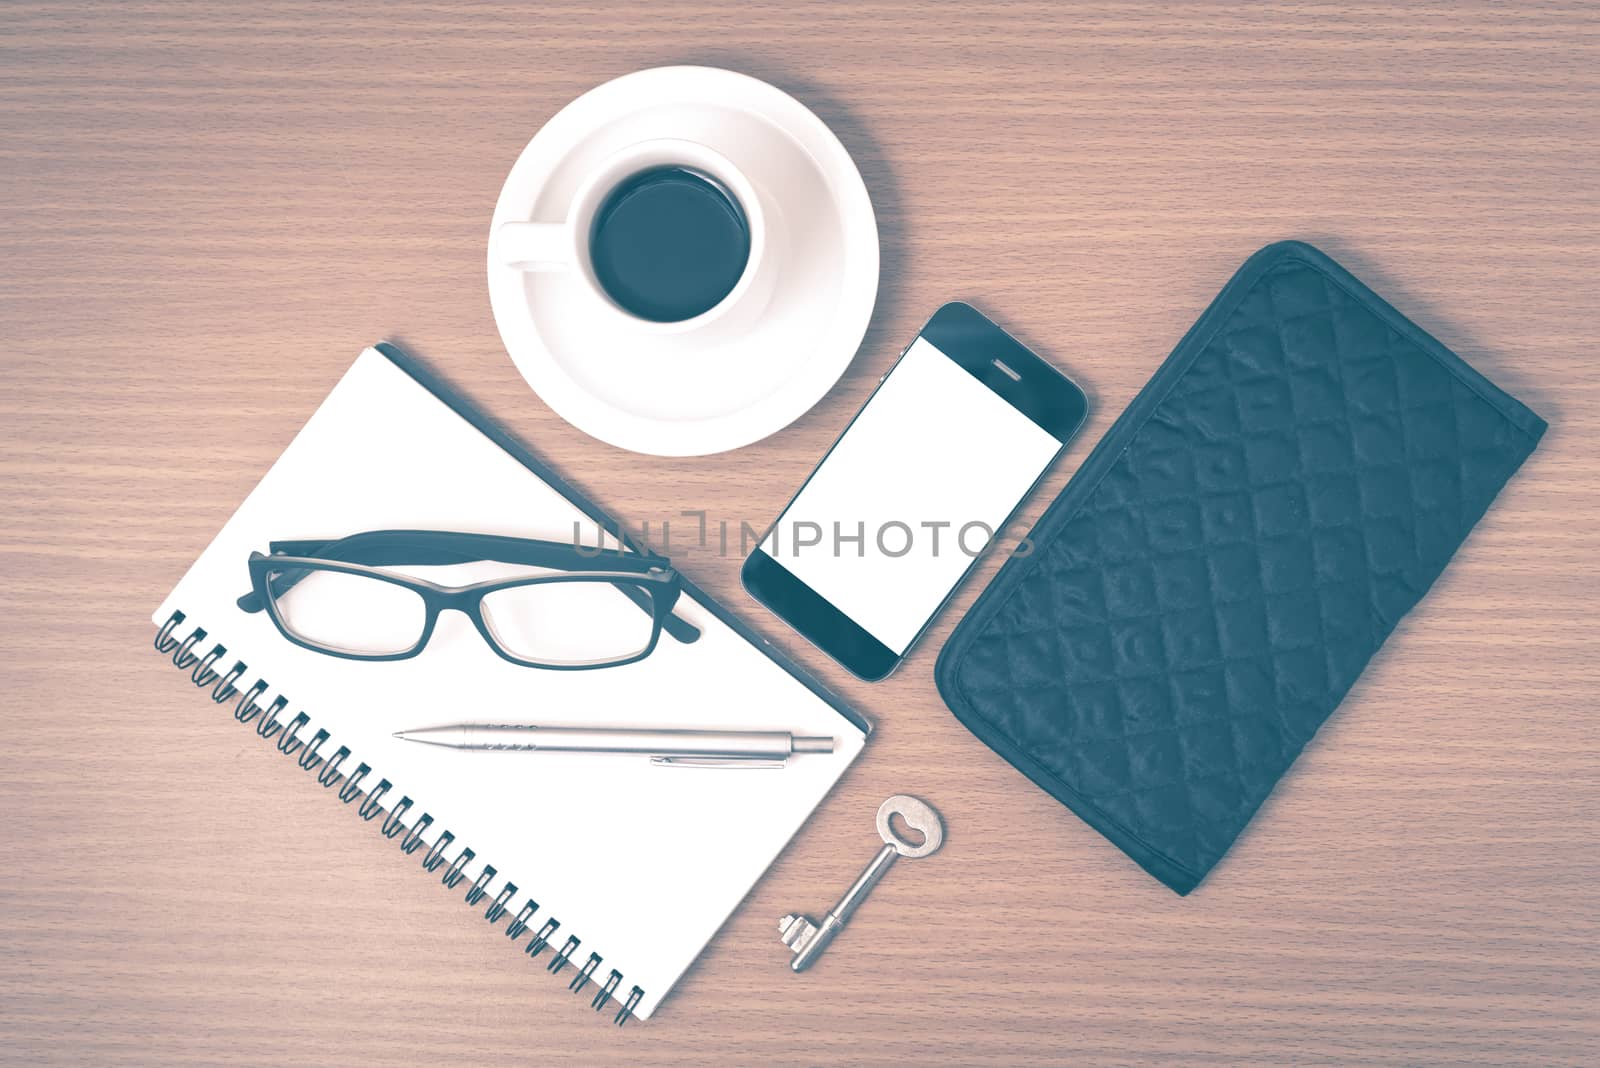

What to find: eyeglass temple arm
left=318, top=534, right=700, bottom=643
left=236, top=552, right=306, bottom=614
left=270, top=532, right=677, bottom=572
left=237, top=537, right=701, bottom=644
left=612, top=579, right=697, bottom=644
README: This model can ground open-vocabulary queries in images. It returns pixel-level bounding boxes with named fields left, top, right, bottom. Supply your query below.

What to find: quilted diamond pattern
left=937, top=242, right=1545, bottom=894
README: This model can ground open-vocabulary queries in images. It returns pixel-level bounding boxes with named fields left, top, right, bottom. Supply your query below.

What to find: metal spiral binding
left=506, top=901, right=538, bottom=940
left=526, top=918, right=560, bottom=959
left=569, top=953, right=601, bottom=993
left=338, top=762, right=370, bottom=802
left=466, top=866, right=497, bottom=908
left=420, top=830, right=455, bottom=872
left=319, top=747, right=351, bottom=789
left=154, top=610, right=644, bottom=1025
left=549, top=935, right=581, bottom=975
left=592, top=969, right=622, bottom=1012
left=359, top=778, right=390, bottom=821
left=383, top=796, right=414, bottom=839
left=400, top=811, right=433, bottom=853
left=482, top=879, right=515, bottom=921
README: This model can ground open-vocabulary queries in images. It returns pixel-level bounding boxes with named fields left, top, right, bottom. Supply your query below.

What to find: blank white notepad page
left=153, top=348, right=867, bottom=1020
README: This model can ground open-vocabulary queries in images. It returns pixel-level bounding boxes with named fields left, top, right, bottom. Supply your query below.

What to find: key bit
left=778, top=913, right=822, bottom=956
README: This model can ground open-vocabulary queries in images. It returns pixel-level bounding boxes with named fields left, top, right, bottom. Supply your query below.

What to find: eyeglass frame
left=237, top=529, right=700, bottom=669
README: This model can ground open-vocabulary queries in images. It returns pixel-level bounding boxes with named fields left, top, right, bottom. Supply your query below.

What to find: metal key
left=779, top=794, right=944, bottom=971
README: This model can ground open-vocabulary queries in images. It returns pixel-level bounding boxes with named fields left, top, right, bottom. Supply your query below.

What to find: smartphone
left=742, top=302, right=1088, bottom=680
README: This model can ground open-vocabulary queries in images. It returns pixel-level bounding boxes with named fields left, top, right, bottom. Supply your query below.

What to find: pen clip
left=649, top=756, right=787, bottom=769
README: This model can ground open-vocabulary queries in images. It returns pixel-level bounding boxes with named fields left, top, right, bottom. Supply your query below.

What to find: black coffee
left=589, top=166, right=751, bottom=323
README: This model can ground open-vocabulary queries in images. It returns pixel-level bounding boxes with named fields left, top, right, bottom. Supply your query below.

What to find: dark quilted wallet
left=935, top=241, right=1546, bottom=894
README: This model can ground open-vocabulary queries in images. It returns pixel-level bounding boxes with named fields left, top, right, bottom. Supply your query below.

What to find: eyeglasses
left=237, top=530, right=700, bottom=669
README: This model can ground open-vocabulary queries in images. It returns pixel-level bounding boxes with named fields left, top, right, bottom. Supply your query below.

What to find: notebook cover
left=934, top=240, right=1546, bottom=894
left=151, top=344, right=869, bottom=1020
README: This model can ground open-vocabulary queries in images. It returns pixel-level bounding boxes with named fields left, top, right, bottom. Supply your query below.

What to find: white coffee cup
left=494, top=138, right=776, bottom=337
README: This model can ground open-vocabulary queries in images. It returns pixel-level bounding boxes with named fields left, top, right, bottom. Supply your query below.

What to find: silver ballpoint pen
left=391, top=724, right=836, bottom=768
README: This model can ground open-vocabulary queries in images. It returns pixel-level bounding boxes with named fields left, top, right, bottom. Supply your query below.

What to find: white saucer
left=487, top=67, right=880, bottom=456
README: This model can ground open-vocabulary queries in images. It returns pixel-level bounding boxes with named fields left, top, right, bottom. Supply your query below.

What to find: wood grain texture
left=2, top=2, right=1596, bottom=1064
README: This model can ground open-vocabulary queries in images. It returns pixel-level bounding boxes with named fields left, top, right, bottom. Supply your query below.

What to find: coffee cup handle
left=496, top=222, right=570, bottom=271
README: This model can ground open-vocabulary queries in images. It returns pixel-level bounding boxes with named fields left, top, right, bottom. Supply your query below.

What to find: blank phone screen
left=761, top=337, right=1063, bottom=654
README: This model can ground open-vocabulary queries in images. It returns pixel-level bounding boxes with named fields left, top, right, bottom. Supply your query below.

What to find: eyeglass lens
left=267, top=567, right=427, bottom=656
left=480, top=579, right=656, bottom=666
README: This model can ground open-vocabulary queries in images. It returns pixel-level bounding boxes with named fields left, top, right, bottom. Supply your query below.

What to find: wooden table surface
left=3, top=2, right=1596, bottom=1064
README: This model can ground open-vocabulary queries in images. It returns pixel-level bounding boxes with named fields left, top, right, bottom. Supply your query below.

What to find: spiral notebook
left=151, top=344, right=870, bottom=1023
